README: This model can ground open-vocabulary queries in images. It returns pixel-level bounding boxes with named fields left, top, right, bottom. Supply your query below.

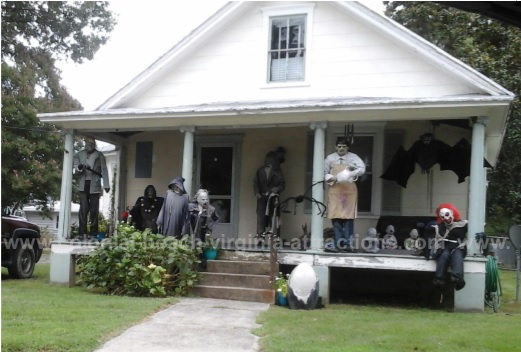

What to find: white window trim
left=326, top=122, right=386, bottom=216
left=260, top=3, right=315, bottom=88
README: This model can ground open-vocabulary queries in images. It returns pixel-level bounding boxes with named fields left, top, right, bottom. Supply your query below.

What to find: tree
left=384, top=1, right=521, bottom=233
left=1, top=1, right=116, bottom=211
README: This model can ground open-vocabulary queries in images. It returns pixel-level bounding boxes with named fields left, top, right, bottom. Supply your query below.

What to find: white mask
left=197, top=192, right=209, bottom=207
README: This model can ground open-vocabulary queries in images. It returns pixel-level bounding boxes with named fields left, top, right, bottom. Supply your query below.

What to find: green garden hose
left=485, top=255, right=502, bottom=312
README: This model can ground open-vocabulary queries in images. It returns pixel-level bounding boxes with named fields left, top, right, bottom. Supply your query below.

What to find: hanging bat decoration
left=380, top=133, right=483, bottom=188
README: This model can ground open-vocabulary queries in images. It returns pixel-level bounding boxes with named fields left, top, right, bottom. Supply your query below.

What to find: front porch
left=49, top=238, right=486, bottom=311
left=211, top=238, right=488, bottom=311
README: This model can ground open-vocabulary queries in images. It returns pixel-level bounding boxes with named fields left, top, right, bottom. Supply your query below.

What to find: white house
left=39, top=1, right=514, bottom=310
left=23, top=202, right=80, bottom=241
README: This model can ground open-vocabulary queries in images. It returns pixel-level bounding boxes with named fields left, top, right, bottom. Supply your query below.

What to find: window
left=262, top=4, right=314, bottom=85
left=268, top=15, right=306, bottom=82
left=135, top=141, right=153, bottom=178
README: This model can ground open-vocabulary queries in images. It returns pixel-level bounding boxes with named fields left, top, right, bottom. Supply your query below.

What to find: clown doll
left=431, top=203, right=468, bottom=291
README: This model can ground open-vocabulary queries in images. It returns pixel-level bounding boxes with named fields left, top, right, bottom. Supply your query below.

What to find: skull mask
left=439, top=207, right=454, bottom=225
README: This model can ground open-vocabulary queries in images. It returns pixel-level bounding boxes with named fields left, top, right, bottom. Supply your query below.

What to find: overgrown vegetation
left=78, top=223, right=201, bottom=297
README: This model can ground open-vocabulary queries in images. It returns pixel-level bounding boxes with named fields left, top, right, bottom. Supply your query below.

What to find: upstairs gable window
left=262, top=4, right=314, bottom=85
left=268, top=15, right=306, bottom=82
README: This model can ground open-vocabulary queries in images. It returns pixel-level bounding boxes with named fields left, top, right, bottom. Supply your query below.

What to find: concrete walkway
left=94, top=298, right=270, bottom=352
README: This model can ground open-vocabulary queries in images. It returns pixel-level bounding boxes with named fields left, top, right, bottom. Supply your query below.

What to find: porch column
left=57, top=131, right=74, bottom=240
left=468, top=116, right=488, bottom=256
left=310, top=122, right=327, bottom=250
left=180, top=126, right=195, bottom=197
left=116, top=144, right=128, bottom=230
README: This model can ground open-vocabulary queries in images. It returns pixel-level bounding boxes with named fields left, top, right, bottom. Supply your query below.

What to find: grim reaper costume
left=156, top=177, right=190, bottom=238
left=130, top=185, right=164, bottom=233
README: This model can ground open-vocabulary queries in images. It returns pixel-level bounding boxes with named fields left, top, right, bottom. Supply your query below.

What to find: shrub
left=77, top=225, right=202, bottom=297
left=275, top=272, right=290, bottom=298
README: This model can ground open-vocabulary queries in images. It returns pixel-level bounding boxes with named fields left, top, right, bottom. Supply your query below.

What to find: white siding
left=126, top=1, right=476, bottom=109
left=25, top=210, right=80, bottom=240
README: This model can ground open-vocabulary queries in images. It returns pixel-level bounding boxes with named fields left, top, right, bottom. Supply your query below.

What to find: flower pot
left=204, top=248, right=218, bottom=260
left=276, top=291, right=288, bottom=306
left=96, top=232, right=106, bottom=241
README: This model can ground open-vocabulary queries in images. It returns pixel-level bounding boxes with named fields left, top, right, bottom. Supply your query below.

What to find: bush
left=77, top=224, right=202, bottom=297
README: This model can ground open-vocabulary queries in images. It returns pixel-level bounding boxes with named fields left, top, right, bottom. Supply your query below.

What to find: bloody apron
left=327, top=163, right=358, bottom=219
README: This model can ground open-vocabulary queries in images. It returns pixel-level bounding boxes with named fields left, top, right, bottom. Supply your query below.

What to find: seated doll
left=382, top=224, right=398, bottom=249
left=404, top=229, right=423, bottom=256
left=362, top=227, right=380, bottom=253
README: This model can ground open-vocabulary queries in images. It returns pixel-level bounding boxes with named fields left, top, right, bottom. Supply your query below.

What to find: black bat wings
left=380, top=133, right=480, bottom=188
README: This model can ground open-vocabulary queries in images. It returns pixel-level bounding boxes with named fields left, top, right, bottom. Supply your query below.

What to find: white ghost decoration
left=287, top=262, right=319, bottom=310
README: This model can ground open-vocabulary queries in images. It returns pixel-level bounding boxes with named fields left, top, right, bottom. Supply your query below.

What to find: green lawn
left=2, top=263, right=520, bottom=352
left=1, top=264, right=178, bottom=352
left=256, top=269, right=521, bottom=352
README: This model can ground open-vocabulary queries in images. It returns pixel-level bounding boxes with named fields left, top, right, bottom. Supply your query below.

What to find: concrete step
left=218, top=249, right=272, bottom=262
left=206, top=260, right=272, bottom=275
left=192, top=285, right=275, bottom=304
left=199, top=272, right=272, bottom=290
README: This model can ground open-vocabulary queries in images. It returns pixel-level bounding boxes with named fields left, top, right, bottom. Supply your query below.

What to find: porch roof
left=39, top=94, right=513, bottom=165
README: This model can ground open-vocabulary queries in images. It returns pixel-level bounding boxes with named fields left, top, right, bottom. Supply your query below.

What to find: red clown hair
left=435, top=203, right=461, bottom=224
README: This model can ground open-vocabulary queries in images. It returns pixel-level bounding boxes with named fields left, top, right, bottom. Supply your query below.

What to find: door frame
left=194, top=134, right=243, bottom=239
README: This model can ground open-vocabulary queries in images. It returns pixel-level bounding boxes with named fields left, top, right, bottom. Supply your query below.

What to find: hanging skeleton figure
left=380, top=133, right=490, bottom=188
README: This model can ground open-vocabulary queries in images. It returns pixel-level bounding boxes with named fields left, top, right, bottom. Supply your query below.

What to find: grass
left=255, top=269, right=521, bottom=352
left=1, top=264, right=178, bottom=352
left=2, top=262, right=520, bottom=352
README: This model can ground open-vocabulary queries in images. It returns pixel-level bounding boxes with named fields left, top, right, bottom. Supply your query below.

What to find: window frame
left=261, top=4, right=315, bottom=88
